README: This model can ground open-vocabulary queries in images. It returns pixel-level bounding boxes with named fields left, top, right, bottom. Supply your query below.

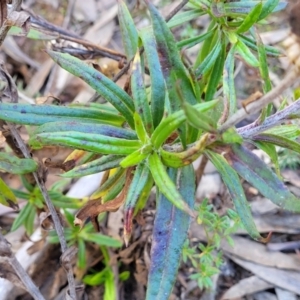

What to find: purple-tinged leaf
left=140, top=27, right=165, bottom=128
left=145, top=0, right=198, bottom=145
left=46, top=50, right=135, bottom=128
left=206, top=150, right=262, bottom=240
left=227, top=145, right=300, bottom=212
left=62, top=155, right=123, bottom=178
left=131, top=52, right=153, bottom=134
left=146, top=165, right=195, bottom=299
left=0, top=102, right=125, bottom=126
left=252, top=133, right=300, bottom=154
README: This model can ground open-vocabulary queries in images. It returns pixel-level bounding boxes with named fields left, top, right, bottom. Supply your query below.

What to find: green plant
left=1, top=0, right=300, bottom=299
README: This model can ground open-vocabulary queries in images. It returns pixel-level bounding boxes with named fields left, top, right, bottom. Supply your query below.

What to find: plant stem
left=0, top=232, right=45, bottom=300
left=7, top=124, right=77, bottom=300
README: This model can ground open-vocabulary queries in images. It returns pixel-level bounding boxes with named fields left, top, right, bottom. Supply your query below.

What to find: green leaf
left=146, top=165, right=195, bottom=299
left=0, top=153, right=38, bottom=174
left=236, top=2, right=263, bottom=34
left=131, top=53, right=153, bottom=134
left=77, top=238, right=87, bottom=269
left=140, top=27, right=165, bottom=128
left=8, top=26, right=58, bottom=40
left=195, top=38, right=222, bottom=77
left=256, top=30, right=272, bottom=93
left=48, top=190, right=82, bottom=209
left=183, top=102, right=216, bottom=132
left=205, top=39, right=226, bottom=101
left=264, top=124, right=300, bottom=139
left=238, top=34, right=283, bottom=57
left=46, top=50, right=135, bottom=128
left=0, top=178, right=19, bottom=210
left=205, top=150, right=261, bottom=240
left=224, top=1, right=286, bottom=17
left=253, top=133, right=300, bottom=154
left=30, top=131, right=141, bottom=155
left=11, top=202, right=35, bottom=232
left=167, top=9, right=205, bottom=28
left=123, top=163, right=152, bottom=243
left=62, top=155, right=123, bottom=178
left=83, top=268, right=109, bottom=286
left=0, top=102, right=125, bottom=126
left=253, top=141, right=280, bottom=176
left=258, top=0, right=280, bottom=20
left=228, top=145, right=300, bottom=212
left=81, top=232, right=122, bottom=247
left=117, top=0, right=138, bottom=60
left=151, top=100, right=219, bottom=149
left=119, top=149, right=149, bottom=168
left=223, top=44, right=237, bottom=116
left=145, top=0, right=198, bottom=145
left=148, top=152, right=194, bottom=216
left=177, top=30, right=214, bottom=50
left=236, top=40, right=259, bottom=67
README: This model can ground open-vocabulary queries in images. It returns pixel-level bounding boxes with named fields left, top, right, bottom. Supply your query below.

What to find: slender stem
left=218, top=69, right=299, bottom=133
left=165, top=0, right=189, bottom=22
left=7, top=124, right=77, bottom=300
left=0, top=232, right=45, bottom=300
left=0, top=0, right=21, bottom=47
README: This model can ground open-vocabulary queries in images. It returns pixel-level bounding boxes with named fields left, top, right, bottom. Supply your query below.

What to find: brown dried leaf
left=74, top=168, right=133, bottom=229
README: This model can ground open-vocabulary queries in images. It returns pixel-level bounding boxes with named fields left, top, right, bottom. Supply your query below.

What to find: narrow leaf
left=223, top=44, right=237, bottom=116
left=252, top=133, right=300, bottom=154
left=46, top=50, right=135, bottom=128
left=123, top=163, right=151, bottom=245
left=0, top=153, right=38, bottom=174
left=0, top=178, right=19, bottom=210
left=236, top=40, right=259, bottom=67
left=117, top=0, right=138, bottom=60
left=131, top=52, right=153, bottom=134
left=177, top=30, right=214, bottom=50
left=62, top=155, right=124, bottom=178
left=146, top=165, right=195, bottom=299
left=227, top=145, right=300, bottom=212
left=0, top=102, right=125, bottom=126
left=206, top=150, right=262, bottom=240
left=236, top=2, right=263, bottom=34
left=140, top=27, right=165, bottom=127
left=30, top=131, right=140, bottom=155
left=148, top=152, right=194, bottom=217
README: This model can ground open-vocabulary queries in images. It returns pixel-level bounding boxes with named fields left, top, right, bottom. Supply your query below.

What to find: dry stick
left=165, top=0, right=189, bottom=22
left=0, top=0, right=21, bottom=46
left=0, top=232, right=45, bottom=300
left=218, top=69, right=299, bottom=133
left=7, top=124, right=78, bottom=300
